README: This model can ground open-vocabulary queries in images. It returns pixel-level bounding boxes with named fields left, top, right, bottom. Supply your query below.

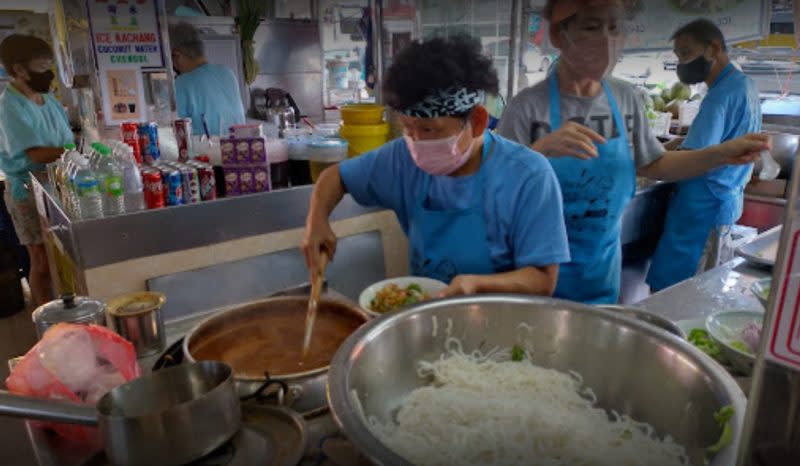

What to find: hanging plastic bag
left=6, top=323, right=140, bottom=442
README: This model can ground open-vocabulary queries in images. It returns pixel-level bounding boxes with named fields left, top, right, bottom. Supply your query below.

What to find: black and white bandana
left=399, top=87, right=486, bottom=118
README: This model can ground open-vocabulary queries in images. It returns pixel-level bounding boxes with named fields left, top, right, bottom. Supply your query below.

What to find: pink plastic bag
left=6, top=323, right=141, bottom=442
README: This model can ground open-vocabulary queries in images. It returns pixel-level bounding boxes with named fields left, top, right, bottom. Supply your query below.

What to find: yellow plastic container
left=340, top=104, right=386, bottom=125
left=340, top=122, right=391, bottom=158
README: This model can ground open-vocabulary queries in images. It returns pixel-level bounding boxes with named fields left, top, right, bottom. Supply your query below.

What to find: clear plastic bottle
left=61, top=145, right=83, bottom=218
left=95, top=145, right=126, bottom=216
left=113, top=142, right=145, bottom=212
left=74, top=160, right=103, bottom=220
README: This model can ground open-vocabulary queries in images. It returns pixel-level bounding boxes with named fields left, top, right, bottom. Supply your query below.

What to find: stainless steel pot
left=32, top=294, right=106, bottom=339
left=183, top=296, right=368, bottom=416
left=0, top=361, right=240, bottom=466
left=598, top=304, right=685, bottom=338
left=328, top=295, right=746, bottom=466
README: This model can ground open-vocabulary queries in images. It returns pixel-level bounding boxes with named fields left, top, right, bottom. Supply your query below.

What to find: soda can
left=157, top=165, right=173, bottom=205
left=173, top=118, right=192, bottom=162
left=194, top=155, right=211, bottom=164
left=179, top=164, right=200, bottom=204
left=195, top=163, right=216, bottom=201
left=120, top=122, right=142, bottom=164
left=138, top=122, right=161, bottom=165
left=166, top=169, right=183, bottom=206
left=141, top=168, right=165, bottom=209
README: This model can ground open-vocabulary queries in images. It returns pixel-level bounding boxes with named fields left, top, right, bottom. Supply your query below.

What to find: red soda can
left=120, top=122, right=142, bottom=164
left=179, top=164, right=200, bottom=204
left=194, top=155, right=210, bottom=164
left=194, top=162, right=216, bottom=201
left=141, top=168, right=165, bottom=209
left=138, top=122, right=161, bottom=165
left=173, top=118, right=193, bottom=162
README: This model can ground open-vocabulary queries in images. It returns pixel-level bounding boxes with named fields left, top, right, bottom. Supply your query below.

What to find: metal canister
left=141, top=168, right=165, bottom=209
left=31, top=294, right=107, bottom=340
left=105, top=292, right=166, bottom=358
left=194, top=162, right=216, bottom=201
left=173, top=118, right=193, bottom=162
left=166, top=168, right=183, bottom=206
left=179, top=164, right=200, bottom=204
left=137, top=122, right=161, bottom=165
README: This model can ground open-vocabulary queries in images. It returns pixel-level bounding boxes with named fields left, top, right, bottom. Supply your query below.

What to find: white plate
left=359, top=277, right=447, bottom=317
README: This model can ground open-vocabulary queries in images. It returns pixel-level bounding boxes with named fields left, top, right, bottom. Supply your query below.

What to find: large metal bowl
left=328, top=295, right=746, bottom=466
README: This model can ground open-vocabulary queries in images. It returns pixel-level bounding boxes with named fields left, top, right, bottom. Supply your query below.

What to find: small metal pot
left=106, top=292, right=166, bottom=357
left=32, top=294, right=106, bottom=340
left=0, top=361, right=241, bottom=466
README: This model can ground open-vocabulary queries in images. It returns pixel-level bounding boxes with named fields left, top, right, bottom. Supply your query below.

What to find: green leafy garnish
left=511, top=345, right=525, bottom=362
left=688, top=328, right=722, bottom=360
left=707, top=406, right=735, bottom=455
left=621, top=429, right=632, bottom=440
left=730, top=340, right=751, bottom=354
left=407, top=283, right=422, bottom=293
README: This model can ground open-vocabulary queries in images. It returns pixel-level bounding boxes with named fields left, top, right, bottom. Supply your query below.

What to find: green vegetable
left=407, top=283, right=423, bottom=293
left=730, top=340, right=752, bottom=354
left=688, top=328, right=722, bottom=360
left=707, top=406, right=735, bottom=455
left=511, top=345, right=525, bottom=362
left=671, top=82, right=691, bottom=100
left=621, top=429, right=632, bottom=440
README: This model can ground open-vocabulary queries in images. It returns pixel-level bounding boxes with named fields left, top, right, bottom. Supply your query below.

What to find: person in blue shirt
left=498, top=0, right=769, bottom=304
left=169, top=22, right=245, bottom=136
left=302, top=35, right=571, bottom=297
left=0, top=35, right=74, bottom=306
left=647, top=19, right=762, bottom=292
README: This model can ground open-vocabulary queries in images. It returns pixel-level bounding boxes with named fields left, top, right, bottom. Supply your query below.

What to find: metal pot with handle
left=0, top=361, right=240, bottom=466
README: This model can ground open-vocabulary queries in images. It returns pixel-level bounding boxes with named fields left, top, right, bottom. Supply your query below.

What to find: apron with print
left=547, top=74, right=636, bottom=304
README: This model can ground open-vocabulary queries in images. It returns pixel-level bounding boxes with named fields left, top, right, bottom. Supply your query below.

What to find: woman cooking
left=302, top=35, right=571, bottom=297
left=497, top=0, right=770, bottom=304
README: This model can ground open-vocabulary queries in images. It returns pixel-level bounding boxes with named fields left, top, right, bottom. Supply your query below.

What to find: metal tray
left=737, top=225, right=782, bottom=267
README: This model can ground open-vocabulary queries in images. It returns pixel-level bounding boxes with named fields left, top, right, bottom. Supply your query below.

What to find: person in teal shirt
left=647, top=19, right=762, bottom=292
left=0, top=34, right=74, bottom=306
left=169, top=22, right=246, bottom=136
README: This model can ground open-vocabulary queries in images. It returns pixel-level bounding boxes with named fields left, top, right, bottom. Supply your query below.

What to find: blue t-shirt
left=682, top=64, right=761, bottom=203
left=339, top=131, right=571, bottom=271
left=175, top=63, right=246, bottom=136
left=0, top=87, right=73, bottom=200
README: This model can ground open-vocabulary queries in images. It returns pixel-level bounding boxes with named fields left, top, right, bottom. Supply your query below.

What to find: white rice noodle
left=368, top=340, right=689, bottom=466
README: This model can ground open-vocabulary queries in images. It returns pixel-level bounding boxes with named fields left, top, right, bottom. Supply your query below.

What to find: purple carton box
left=220, top=139, right=236, bottom=165
left=249, top=138, right=267, bottom=164
left=235, top=139, right=251, bottom=164
left=253, top=166, right=271, bottom=192
left=238, top=168, right=256, bottom=194
left=223, top=167, right=240, bottom=196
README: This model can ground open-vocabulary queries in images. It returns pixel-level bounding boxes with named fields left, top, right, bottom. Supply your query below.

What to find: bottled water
left=112, top=142, right=145, bottom=212
left=95, top=145, right=126, bottom=216
left=74, top=160, right=103, bottom=220
left=57, top=144, right=83, bottom=218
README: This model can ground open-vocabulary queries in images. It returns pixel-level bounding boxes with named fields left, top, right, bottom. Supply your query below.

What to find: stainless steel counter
left=638, top=257, right=770, bottom=322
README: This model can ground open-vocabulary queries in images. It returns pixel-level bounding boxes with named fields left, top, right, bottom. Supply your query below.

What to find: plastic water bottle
left=62, top=146, right=84, bottom=217
left=113, top=142, right=145, bottom=212
left=74, top=160, right=103, bottom=220
left=95, top=145, right=126, bottom=216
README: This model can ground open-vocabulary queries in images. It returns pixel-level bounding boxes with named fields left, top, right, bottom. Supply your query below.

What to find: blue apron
left=646, top=65, right=747, bottom=292
left=408, top=134, right=495, bottom=283
left=646, top=179, right=724, bottom=291
left=547, top=74, right=636, bottom=304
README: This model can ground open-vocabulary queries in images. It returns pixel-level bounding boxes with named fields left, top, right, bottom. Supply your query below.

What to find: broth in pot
left=186, top=298, right=366, bottom=378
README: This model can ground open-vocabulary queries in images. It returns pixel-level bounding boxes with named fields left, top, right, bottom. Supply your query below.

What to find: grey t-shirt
left=497, top=77, right=665, bottom=168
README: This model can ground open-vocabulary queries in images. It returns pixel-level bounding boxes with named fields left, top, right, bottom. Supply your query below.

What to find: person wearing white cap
left=498, top=0, right=769, bottom=304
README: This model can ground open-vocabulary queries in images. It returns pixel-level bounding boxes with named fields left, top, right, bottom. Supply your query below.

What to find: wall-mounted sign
left=624, top=0, right=770, bottom=51
left=99, top=67, right=147, bottom=126
left=87, top=0, right=164, bottom=69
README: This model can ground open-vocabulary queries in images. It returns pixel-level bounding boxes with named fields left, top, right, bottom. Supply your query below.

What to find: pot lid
left=32, top=294, right=106, bottom=325
left=241, top=405, right=307, bottom=466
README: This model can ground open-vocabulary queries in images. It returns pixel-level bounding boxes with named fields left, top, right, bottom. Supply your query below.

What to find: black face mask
left=26, top=69, right=55, bottom=93
left=676, top=55, right=712, bottom=85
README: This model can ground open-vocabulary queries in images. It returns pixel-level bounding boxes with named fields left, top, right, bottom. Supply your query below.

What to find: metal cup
left=106, top=292, right=166, bottom=357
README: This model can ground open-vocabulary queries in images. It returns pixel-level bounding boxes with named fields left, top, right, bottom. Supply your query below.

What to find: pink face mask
left=404, top=124, right=475, bottom=176
left=560, top=32, right=625, bottom=81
